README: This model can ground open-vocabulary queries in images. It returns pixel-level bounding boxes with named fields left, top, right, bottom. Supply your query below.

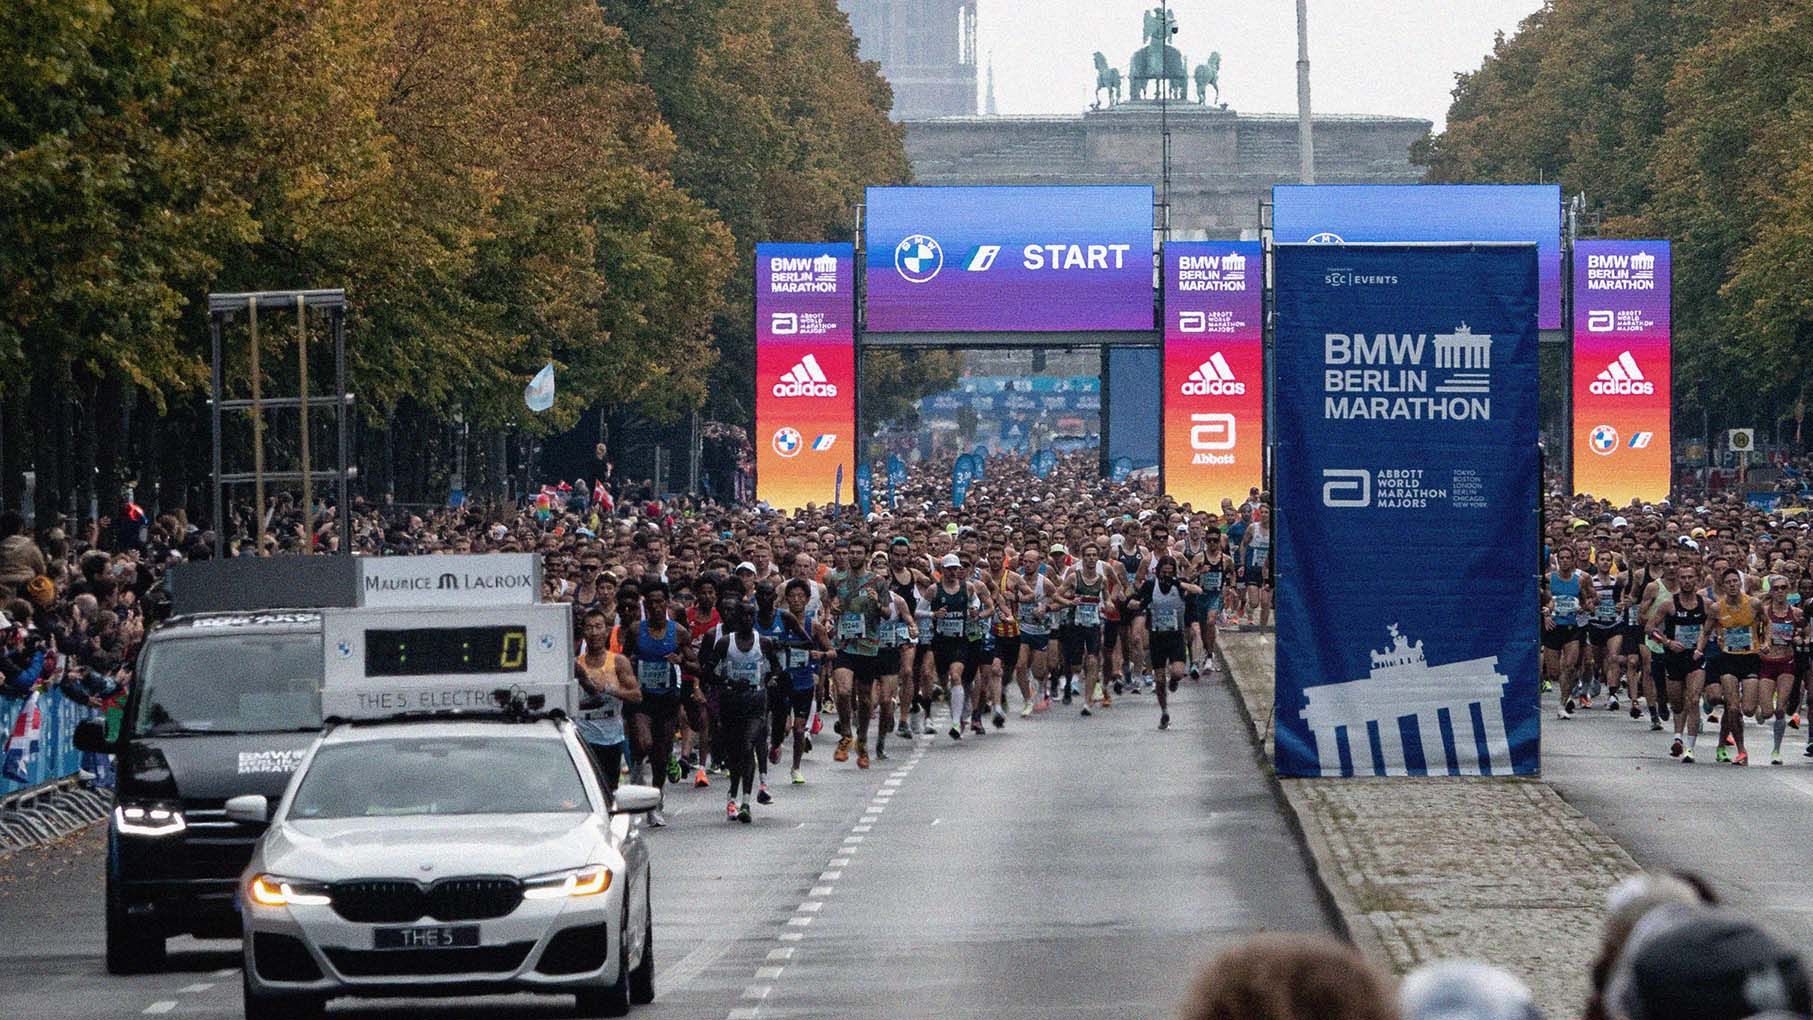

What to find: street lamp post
left=1296, top=0, right=1316, bottom=184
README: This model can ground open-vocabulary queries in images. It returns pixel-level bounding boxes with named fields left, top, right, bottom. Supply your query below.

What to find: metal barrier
left=0, top=691, right=101, bottom=796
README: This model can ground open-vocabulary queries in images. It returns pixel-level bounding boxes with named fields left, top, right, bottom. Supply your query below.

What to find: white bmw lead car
left=231, top=603, right=660, bottom=1019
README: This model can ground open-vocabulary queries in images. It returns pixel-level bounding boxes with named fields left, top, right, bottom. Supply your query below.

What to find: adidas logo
left=1179, top=353, right=1246, bottom=396
left=772, top=354, right=839, bottom=398
left=1589, top=351, right=1655, bottom=396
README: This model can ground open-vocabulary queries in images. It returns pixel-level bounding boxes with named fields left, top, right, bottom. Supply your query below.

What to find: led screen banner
left=1272, top=244, right=1540, bottom=778
left=864, top=185, right=1155, bottom=332
left=1163, top=241, right=1263, bottom=509
left=1272, top=185, right=1564, bottom=330
left=1572, top=240, right=1671, bottom=504
left=755, top=243, right=856, bottom=511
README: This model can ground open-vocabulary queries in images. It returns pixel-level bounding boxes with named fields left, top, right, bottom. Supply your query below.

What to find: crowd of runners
left=1543, top=490, right=1813, bottom=766
left=559, top=451, right=1276, bottom=825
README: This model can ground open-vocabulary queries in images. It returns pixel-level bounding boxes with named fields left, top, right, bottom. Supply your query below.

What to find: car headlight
left=247, top=874, right=333, bottom=908
left=522, top=865, right=612, bottom=900
left=115, top=803, right=186, bottom=837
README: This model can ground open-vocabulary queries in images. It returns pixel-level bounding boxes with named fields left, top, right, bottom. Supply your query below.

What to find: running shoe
left=757, top=783, right=773, bottom=805
left=1112, top=680, right=1124, bottom=695
left=834, top=736, right=852, bottom=762
left=1036, top=696, right=1051, bottom=712
left=1650, top=719, right=1664, bottom=732
left=857, top=747, right=870, bottom=769
left=694, top=768, right=711, bottom=789
left=1079, top=706, right=1093, bottom=717
left=970, top=720, right=985, bottom=735
left=992, top=711, right=1006, bottom=729
left=1189, top=666, right=1201, bottom=681
left=726, top=800, right=738, bottom=822
left=1734, top=751, right=1749, bottom=767
left=1558, top=702, right=1573, bottom=720
left=1716, top=745, right=1731, bottom=764
left=1669, top=737, right=1683, bottom=758
left=738, top=803, right=752, bottom=824
left=1804, top=743, right=1813, bottom=758
left=1541, top=679, right=1553, bottom=693
left=1630, top=703, right=1641, bottom=720
left=1062, top=690, right=1073, bottom=706
left=811, top=713, right=824, bottom=735
left=1168, top=676, right=1180, bottom=693
left=925, top=720, right=937, bottom=735
left=1020, top=701, right=1034, bottom=718
left=1793, top=713, right=1803, bottom=730
left=770, top=745, right=782, bottom=766
left=803, top=734, right=814, bottom=753
left=1771, top=751, right=1783, bottom=766
left=1680, top=751, right=1694, bottom=764
left=896, top=722, right=911, bottom=739
left=876, top=747, right=889, bottom=761
left=1658, top=701, right=1671, bottom=722
left=949, top=724, right=962, bottom=741
left=1160, top=712, right=1170, bottom=730
left=791, top=768, right=805, bottom=785
left=1100, top=694, right=1112, bottom=709
left=1608, top=697, right=1620, bottom=711
left=667, top=757, right=683, bottom=783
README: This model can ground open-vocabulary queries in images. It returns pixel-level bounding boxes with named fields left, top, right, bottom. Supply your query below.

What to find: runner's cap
left=1049, top=543, right=1067, bottom=556
left=735, top=561, right=756, bottom=574
left=940, top=554, right=962, bottom=568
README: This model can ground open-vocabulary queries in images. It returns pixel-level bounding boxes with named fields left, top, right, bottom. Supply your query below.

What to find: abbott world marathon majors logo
left=1322, top=324, right=1494, bottom=422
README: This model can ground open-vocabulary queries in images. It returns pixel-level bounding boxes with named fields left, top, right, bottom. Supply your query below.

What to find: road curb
left=1212, top=644, right=1390, bottom=963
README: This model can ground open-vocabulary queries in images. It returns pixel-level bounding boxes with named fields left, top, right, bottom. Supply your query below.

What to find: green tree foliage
left=1419, top=0, right=1813, bottom=429
left=596, top=0, right=924, bottom=429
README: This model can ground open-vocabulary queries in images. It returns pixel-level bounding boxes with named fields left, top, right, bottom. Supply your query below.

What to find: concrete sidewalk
left=1218, top=631, right=1639, bottom=1020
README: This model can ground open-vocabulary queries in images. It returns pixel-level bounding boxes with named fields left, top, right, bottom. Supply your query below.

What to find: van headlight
left=115, top=802, right=186, bottom=837
left=247, top=874, right=333, bottom=908
left=522, top=865, right=612, bottom=900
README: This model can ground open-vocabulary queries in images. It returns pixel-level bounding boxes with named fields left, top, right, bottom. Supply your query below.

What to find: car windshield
left=286, top=735, right=590, bottom=819
left=135, top=634, right=322, bottom=735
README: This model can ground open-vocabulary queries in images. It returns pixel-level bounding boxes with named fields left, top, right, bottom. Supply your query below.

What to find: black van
left=74, top=556, right=357, bottom=974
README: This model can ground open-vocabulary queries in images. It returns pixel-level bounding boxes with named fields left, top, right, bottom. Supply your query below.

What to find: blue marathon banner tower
left=1273, top=244, right=1541, bottom=777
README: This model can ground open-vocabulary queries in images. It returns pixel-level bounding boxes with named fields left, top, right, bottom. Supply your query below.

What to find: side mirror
left=610, top=784, right=660, bottom=816
left=224, top=794, right=269, bottom=825
left=73, top=718, right=116, bottom=754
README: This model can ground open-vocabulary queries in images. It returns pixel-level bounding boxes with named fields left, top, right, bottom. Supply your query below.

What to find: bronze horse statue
left=1194, top=52, right=1221, bottom=105
left=1129, top=6, right=1188, bottom=101
left=1093, top=52, right=1122, bottom=107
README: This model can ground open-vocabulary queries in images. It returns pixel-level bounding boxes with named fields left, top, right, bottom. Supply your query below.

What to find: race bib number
left=637, top=659, right=674, bottom=690
left=1152, top=607, right=1180, bottom=632
left=1771, top=622, right=1795, bottom=647
left=966, top=617, right=987, bottom=641
left=1594, top=596, right=1617, bottom=623
left=1201, top=571, right=1222, bottom=592
left=727, top=659, right=763, bottom=689
left=1674, top=624, right=1701, bottom=649
left=1553, top=595, right=1579, bottom=621
left=838, top=613, right=867, bottom=640
left=785, top=648, right=813, bottom=670
left=1725, top=628, right=1753, bottom=652
left=936, top=616, right=964, bottom=637
left=1075, top=601, right=1100, bottom=627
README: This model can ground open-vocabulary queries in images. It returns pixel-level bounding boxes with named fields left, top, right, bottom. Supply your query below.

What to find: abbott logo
left=1178, top=310, right=1208, bottom=333
left=770, top=311, right=798, bottom=335
left=1189, top=413, right=1236, bottom=451
left=1322, top=469, right=1371, bottom=508
left=1586, top=310, right=1614, bottom=333
left=1590, top=351, right=1655, bottom=395
left=1181, top=353, right=1246, bottom=396
left=773, top=354, right=838, bottom=398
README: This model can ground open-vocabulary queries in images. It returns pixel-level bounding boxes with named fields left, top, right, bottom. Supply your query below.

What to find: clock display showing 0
left=364, top=626, right=529, bottom=677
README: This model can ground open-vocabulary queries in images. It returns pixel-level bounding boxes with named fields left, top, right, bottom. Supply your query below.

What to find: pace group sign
left=1572, top=240, right=1671, bottom=504
left=756, top=242, right=856, bottom=511
left=864, top=185, right=1155, bottom=332
left=1272, top=184, right=1564, bottom=331
left=1163, top=241, right=1262, bottom=509
left=1272, top=243, right=1540, bottom=778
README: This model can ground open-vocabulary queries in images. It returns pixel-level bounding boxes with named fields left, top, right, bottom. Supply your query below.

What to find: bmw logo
left=1590, top=424, right=1619, bottom=455
left=772, top=427, right=803, bottom=459
left=1307, top=232, right=1345, bottom=244
left=539, top=633, right=556, bottom=651
left=894, top=234, right=943, bottom=284
left=335, top=641, right=353, bottom=659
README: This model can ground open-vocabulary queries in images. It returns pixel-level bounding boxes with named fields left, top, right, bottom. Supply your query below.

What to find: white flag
left=524, top=362, right=555, bottom=412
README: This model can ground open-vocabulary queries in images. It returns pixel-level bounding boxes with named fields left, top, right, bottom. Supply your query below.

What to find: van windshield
left=134, top=634, right=322, bottom=735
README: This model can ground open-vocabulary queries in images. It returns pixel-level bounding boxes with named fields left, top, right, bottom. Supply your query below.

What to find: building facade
left=837, top=0, right=978, bottom=120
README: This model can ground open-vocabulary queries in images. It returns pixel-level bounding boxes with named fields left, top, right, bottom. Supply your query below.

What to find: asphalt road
left=1544, top=686, right=1813, bottom=945
left=0, top=675, right=1328, bottom=1019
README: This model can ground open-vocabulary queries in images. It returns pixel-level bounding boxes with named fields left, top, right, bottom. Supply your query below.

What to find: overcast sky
left=972, top=1, right=1545, bottom=129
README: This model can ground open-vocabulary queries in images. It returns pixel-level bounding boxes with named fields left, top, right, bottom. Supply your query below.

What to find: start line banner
left=1273, top=244, right=1541, bottom=778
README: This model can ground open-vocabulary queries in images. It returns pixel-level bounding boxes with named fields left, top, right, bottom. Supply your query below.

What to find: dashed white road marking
left=178, top=982, right=214, bottom=993
left=755, top=966, right=785, bottom=980
left=143, top=1004, right=176, bottom=1015
left=767, top=948, right=794, bottom=961
left=810, top=886, right=835, bottom=897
